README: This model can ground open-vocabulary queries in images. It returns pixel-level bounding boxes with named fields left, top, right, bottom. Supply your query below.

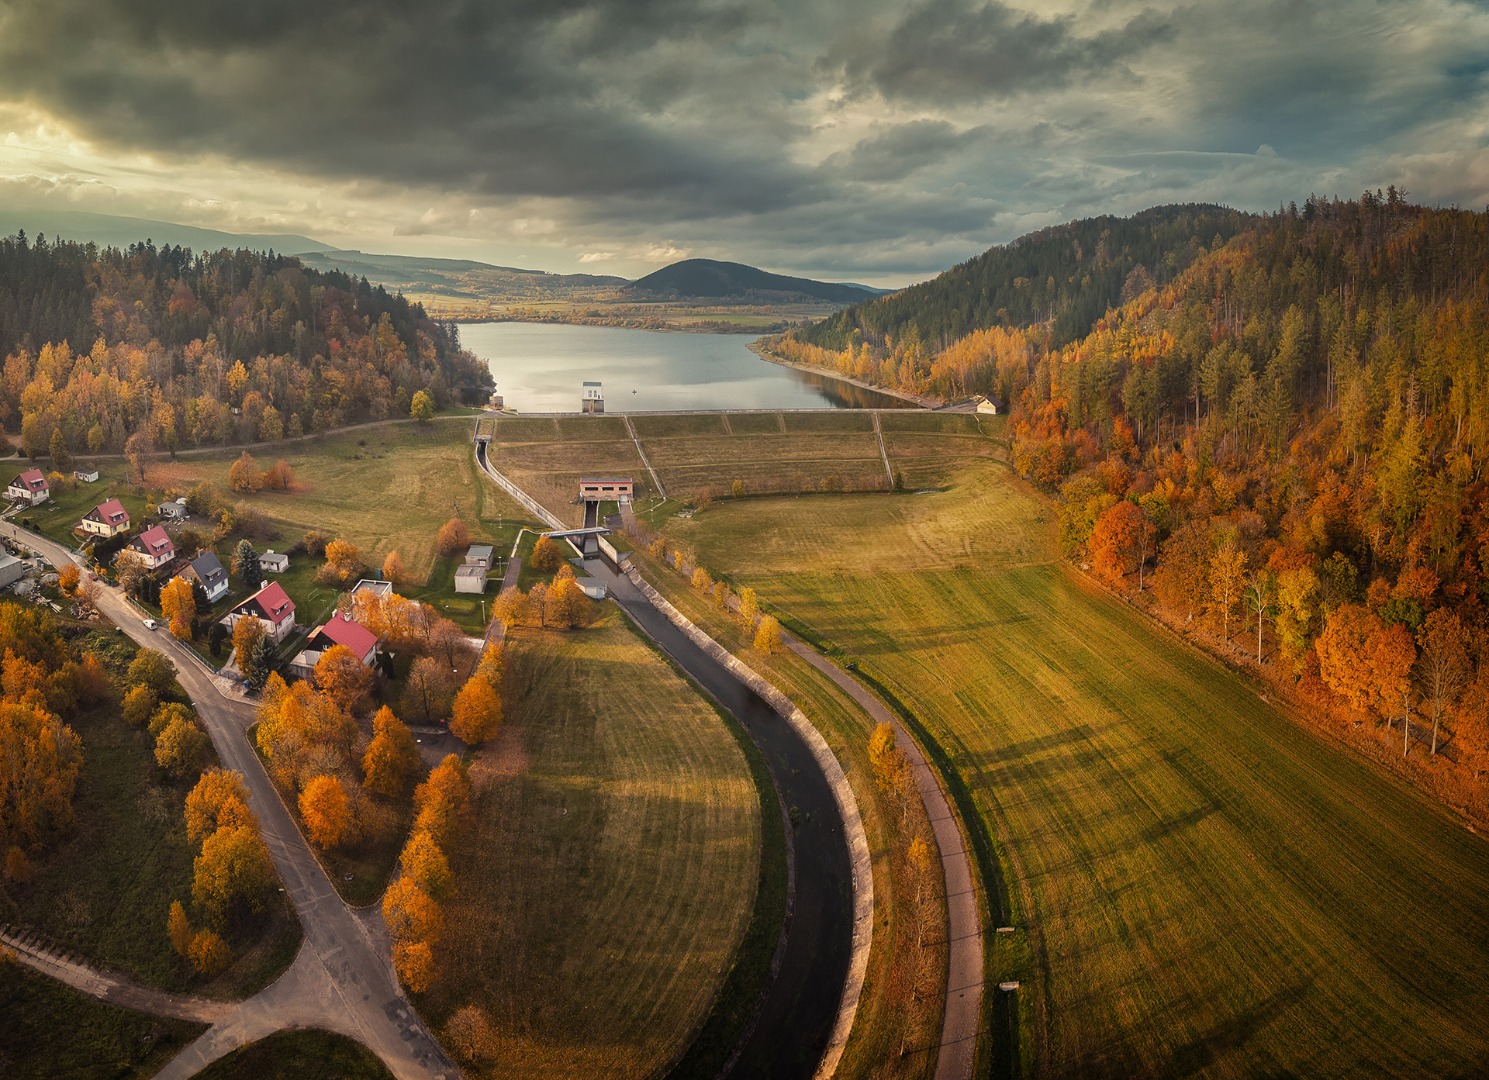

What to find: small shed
left=974, top=395, right=1003, bottom=415
left=464, top=544, right=494, bottom=573
left=75, top=468, right=100, bottom=483
left=579, top=580, right=608, bottom=600
left=259, top=550, right=289, bottom=573
left=454, top=564, right=487, bottom=594
left=158, top=497, right=188, bottom=520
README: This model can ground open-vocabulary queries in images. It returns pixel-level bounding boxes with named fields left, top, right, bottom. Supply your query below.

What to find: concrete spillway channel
left=474, top=437, right=859, bottom=1077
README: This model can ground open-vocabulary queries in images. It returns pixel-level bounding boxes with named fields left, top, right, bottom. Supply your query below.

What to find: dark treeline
left=0, top=232, right=493, bottom=456
left=799, top=203, right=1253, bottom=356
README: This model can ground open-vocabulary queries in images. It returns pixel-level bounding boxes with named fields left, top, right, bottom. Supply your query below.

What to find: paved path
left=2, top=522, right=456, bottom=1080
left=871, top=410, right=895, bottom=489
left=623, top=414, right=668, bottom=498
left=784, top=642, right=984, bottom=1080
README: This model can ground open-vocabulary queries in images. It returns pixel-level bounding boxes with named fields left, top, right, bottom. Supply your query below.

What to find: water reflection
left=458, top=322, right=912, bottom=412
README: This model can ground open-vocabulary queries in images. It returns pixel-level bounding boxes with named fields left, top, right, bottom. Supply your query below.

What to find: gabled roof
left=85, top=498, right=129, bottom=525
left=188, top=551, right=227, bottom=591
left=233, top=581, right=294, bottom=622
left=11, top=468, right=47, bottom=492
left=310, top=612, right=378, bottom=657
left=130, top=524, right=174, bottom=558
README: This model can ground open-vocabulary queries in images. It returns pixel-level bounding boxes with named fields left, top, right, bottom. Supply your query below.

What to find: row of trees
left=119, top=649, right=210, bottom=778
left=0, top=234, right=493, bottom=459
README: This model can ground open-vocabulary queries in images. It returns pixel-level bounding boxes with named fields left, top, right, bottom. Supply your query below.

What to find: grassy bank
left=425, top=612, right=761, bottom=1078
left=195, top=1030, right=394, bottom=1080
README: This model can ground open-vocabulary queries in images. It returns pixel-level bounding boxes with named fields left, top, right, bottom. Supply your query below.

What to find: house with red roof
left=80, top=498, right=131, bottom=538
left=222, top=581, right=297, bottom=644
left=6, top=468, right=49, bottom=506
left=127, top=524, right=176, bottom=569
left=288, top=610, right=380, bottom=679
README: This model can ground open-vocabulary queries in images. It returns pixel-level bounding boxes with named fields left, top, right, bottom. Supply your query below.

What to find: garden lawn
left=426, top=612, right=760, bottom=1079
left=664, top=457, right=1489, bottom=1078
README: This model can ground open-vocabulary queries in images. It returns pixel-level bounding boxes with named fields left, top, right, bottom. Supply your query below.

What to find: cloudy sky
left=0, top=0, right=1485, bottom=285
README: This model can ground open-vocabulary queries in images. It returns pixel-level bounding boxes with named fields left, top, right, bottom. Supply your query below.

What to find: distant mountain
left=798, top=204, right=1253, bottom=352
left=629, top=259, right=881, bottom=304
left=0, top=209, right=332, bottom=256
left=293, top=248, right=627, bottom=300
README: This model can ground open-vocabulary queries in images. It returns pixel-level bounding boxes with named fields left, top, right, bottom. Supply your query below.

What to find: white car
left=143, top=618, right=159, bottom=630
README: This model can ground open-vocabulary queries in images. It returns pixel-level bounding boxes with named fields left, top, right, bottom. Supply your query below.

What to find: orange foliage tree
left=185, top=769, right=254, bottom=844
left=1090, top=500, right=1146, bottom=582
left=1316, top=604, right=1416, bottom=718
left=299, top=774, right=353, bottom=850
left=436, top=518, right=470, bottom=557
left=192, top=824, right=275, bottom=926
left=449, top=675, right=502, bottom=745
left=362, top=706, right=419, bottom=797
left=313, top=644, right=374, bottom=715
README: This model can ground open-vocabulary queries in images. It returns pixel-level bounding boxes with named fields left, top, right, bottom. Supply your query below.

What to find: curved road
left=2, top=521, right=454, bottom=1080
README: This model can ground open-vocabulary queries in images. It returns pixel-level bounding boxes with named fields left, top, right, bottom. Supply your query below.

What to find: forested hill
left=629, top=258, right=879, bottom=303
left=0, top=233, right=492, bottom=456
left=778, top=194, right=1489, bottom=806
left=799, top=204, right=1251, bottom=353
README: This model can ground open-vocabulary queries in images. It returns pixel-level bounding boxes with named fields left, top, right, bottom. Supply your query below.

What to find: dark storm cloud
left=834, top=0, right=1173, bottom=104
left=0, top=0, right=819, bottom=215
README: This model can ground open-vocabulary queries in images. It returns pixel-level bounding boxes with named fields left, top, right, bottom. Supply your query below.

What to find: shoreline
left=747, top=341, right=945, bottom=410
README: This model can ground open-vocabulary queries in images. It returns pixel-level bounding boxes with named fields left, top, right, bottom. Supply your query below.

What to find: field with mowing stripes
left=483, top=410, right=999, bottom=525
left=663, top=440, right=1489, bottom=1078
left=425, top=613, right=762, bottom=1079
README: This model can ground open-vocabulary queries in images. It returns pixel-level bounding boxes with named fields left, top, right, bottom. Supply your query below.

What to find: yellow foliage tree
left=753, top=615, right=783, bottom=654
left=299, top=774, right=353, bottom=850
left=122, top=683, right=158, bottom=727
left=154, top=715, right=208, bottom=778
left=362, top=706, right=419, bottom=797
left=412, top=754, right=470, bottom=847
left=318, top=538, right=364, bottom=587
left=185, top=769, right=254, bottom=845
left=382, top=550, right=405, bottom=587
left=393, top=939, right=435, bottom=993
left=228, top=450, right=261, bottom=493
left=232, top=616, right=266, bottom=673
left=167, top=900, right=194, bottom=957
left=160, top=576, right=197, bottom=641
left=57, top=563, right=80, bottom=594
left=188, top=929, right=231, bottom=975
left=383, top=877, right=443, bottom=946
left=529, top=535, right=564, bottom=573
left=399, top=829, right=452, bottom=898
left=192, top=825, right=274, bottom=925
left=449, top=676, right=502, bottom=745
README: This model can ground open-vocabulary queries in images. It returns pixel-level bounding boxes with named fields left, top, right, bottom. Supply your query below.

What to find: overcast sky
left=0, top=0, right=1485, bottom=285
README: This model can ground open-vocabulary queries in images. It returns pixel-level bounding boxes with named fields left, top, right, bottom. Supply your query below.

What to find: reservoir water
left=457, top=321, right=910, bottom=412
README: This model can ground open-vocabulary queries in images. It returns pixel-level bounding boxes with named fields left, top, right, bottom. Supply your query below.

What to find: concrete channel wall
left=625, top=567, right=874, bottom=1080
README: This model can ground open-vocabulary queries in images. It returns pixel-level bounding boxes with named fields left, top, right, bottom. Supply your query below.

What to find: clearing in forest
left=425, top=612, right=761, bottom=1079
left=663, top=442, right=1489, bottom=1078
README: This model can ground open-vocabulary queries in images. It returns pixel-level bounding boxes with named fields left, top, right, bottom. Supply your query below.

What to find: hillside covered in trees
left=778, top=194, right=1489, bottom=813
left=0, top=233, right=493, bottom=457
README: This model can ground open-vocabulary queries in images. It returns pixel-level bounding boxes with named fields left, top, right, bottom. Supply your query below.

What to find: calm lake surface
left=457, top=322, right=909, bottom=412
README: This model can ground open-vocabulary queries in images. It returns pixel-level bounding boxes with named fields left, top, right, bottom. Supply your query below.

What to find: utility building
left=581, top=381, right=605, bottom=413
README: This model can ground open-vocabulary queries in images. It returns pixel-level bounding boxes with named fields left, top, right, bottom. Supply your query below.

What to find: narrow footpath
left=0, top=522, right=455, bottom=1080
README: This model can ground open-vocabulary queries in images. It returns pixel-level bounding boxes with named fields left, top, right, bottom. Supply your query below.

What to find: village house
left=259, top=549, right=289, bottom=573
left=351, top=579, right=392, bottom=599
left=127, top=524, right=176, bottom=570
left=288, top=610, right=379, bottom=679
left=80, top=498, right=130, bottom=538
left=222, top=581, right=297, bottom=644
left=6, top=468, right=49, bottom=505
left=185, top=551, right=229, bottom=604
left=974, top=395, right=1003, bottom=415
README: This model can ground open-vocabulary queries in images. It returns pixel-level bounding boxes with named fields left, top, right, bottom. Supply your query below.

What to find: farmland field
left=424, top=613, right=762, bottom=1079
left=661, top=431, right=1489, bottom=1077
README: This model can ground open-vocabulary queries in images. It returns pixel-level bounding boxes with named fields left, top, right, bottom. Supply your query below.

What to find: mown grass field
left=0, top=964, right=205, bottom=1079
left=483, top=410, right=999, bottom=526
left=662, top=436, right=1489, bottom=1077
left=426, top=613, right=761, bottom=1079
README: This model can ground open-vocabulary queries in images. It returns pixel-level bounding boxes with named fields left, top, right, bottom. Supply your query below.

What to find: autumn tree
left=188, top=929, right=231, bottom=975
left=738, top=586, right=760, bottom=625
left=48, top=427, right=72, bottom=472
left=444, top=1005, right=496, bottom=1065
left=529, top=535, right=564, bottom=573
left=192, top=824, right=275, bottom=925
left=399, top=829, right=452, bottom=898
left=1416, top=610, right=1470, bottom=756
left=1207, top=544, right=1248, bottom=642
left=410, top=389, right=435, bottom=423
left=228, top=451, right=261, bottom=493
left=1090, top=500, right=1146, bottom=583
left=382, top=550, right=405, bottom=587
left=412, top=755, right=471, bottom=847
left=1242, top=570, right=1275, bottom=664
left=546, top=573, right=589, bottom=629
left=362, top=706, right=419, bottom=797
left=300, top=774, right=353, bottom=850
left=127, top=648, right=175, bottom=695
left=168, top=900, right=194, bottom=958
left=314, top=644, right=374, bottom=715
left=527, top=582, right=550, bottom=627
left=868, top=721, right=914, bottom=822
left=691, top=566, right=714, bottom=593
left=1316, top=603, right=1416, bottom=722
left=261, top=459, right=295, bottom=491
left=449, top=675, right=502, bottom=745
left=160, top=576, right=197, bottom=641
left=155, top=714, right=208, bottom=778
left=383, top=876, right=443, bottom=947
left=753, top=614, right=782, bottom=654
left=113, top=549, right=149, bottom=600
left=185, top=769, right=254, bottom=844
left=492, top=588, right=529, bottom=629
left=394, top=940, right=435, bottom=993
left=124, top=430, right=152, bottom=483
left=404, top=656, right=458, bottom=726
left=907, top=834, right=935, bottom=947
left=56, top=563, right=80, bottom=594
left=122, top=683, right=158, bottom=727
left=436, top=519, right=470, bottom=558
left=232, top=616, right=266, bottom=673
left=317, top=538, right=365, bottom=588
left=233, top=538, right=262, bottom=591
left=1274, top=566, right=1320, bottom=669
